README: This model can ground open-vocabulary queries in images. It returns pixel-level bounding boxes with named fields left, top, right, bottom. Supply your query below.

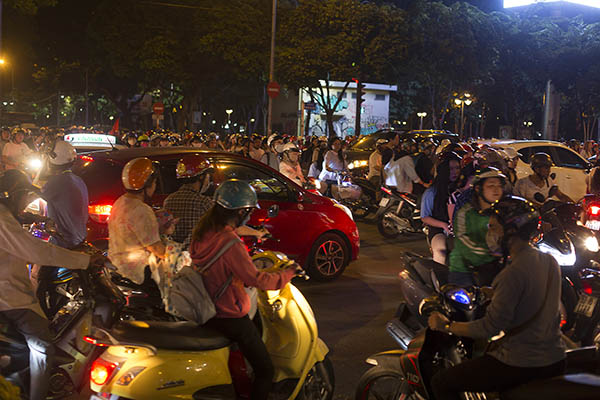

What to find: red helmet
left=176, top=154, right=214, bottom=179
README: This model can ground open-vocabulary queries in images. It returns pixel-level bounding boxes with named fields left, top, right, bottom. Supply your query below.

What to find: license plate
left=575, top=294, right=598, bottom=318
left=586, top=220, right=600, bottom=231
left=379, top=198, right=390, bottom=207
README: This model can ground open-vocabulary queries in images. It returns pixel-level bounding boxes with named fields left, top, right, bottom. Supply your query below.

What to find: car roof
left=84, top=147, right=232, bottom=164
left=481, top=139, right=567, bottom=148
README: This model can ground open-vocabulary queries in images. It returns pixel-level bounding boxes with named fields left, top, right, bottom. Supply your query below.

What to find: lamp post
left=454, top=93, right=472, bottom=138
left=225, top=109, right=233, bottom=132
left=417, top=112, right=427, bottom=130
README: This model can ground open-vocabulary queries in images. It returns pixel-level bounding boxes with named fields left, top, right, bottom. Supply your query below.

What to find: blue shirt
left=42, top=171, right=89, bottom=248
left=420, top=187, right=436, bottom=219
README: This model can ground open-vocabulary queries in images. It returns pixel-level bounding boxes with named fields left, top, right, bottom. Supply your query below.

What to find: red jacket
left=190, top=226, right=295, bottom=318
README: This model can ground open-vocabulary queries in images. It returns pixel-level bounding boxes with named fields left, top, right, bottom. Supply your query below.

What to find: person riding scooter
left=0, top=169, right=98, bottom=400
left=191, top=179, right=298, bottom=400
left=428, top=196, right=566, bottom=400
left=514, top=152, right=573, bottom=207
left=279, top=142, right=306, bottom=186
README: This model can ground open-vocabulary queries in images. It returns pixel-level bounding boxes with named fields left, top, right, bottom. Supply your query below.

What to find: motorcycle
left=86, top=249, right=335, bottom=400
left=375, top=187, right=422, bottom=239
left=356, top=267, right=600, bottom=400
left=0, top=246, right=126, bottom=399
left=583, top=193, right=600, bottom=233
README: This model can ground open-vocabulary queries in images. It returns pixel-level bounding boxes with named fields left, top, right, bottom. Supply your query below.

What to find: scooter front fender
left=364, top=349, right=404, bottom=371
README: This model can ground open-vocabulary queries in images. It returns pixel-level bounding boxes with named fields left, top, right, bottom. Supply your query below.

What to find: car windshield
left=351, top=131, right=395, bottom=151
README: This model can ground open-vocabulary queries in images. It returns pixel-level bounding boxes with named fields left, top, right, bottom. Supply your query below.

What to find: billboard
left=505, top=0, right=600, bottom=8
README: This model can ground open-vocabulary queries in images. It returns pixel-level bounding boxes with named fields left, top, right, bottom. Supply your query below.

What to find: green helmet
left=214, top=179, right=259, bottom=210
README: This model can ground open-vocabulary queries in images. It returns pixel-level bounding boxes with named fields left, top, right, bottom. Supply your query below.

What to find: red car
left=75, top=147, right=359, bottom=281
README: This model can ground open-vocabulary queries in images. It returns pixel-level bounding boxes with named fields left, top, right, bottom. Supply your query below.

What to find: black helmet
left=486, top=196, right=540, bottom=236
left=0, top=169, right=40, bottom=200
left=529, top=152, right=553, bottom=170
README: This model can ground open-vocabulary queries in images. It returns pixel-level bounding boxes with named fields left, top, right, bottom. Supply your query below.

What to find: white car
left=487, top=140, right=591, bottom=201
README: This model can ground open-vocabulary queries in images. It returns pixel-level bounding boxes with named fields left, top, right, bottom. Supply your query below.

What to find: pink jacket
left=190, top=226, right=295, bottom=318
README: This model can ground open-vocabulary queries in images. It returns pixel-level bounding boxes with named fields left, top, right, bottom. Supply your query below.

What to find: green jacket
left=449, top=203, right=497, bottom=273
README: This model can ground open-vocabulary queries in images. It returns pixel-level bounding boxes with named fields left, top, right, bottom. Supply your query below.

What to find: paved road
left=296, top=219, right=429, bottom=400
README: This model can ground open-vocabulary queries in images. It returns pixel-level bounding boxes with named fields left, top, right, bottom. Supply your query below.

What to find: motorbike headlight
left=333, top=202, right=353, bottom=221
left=537, top=242, right=576, bottom=267
left=28, top=157, right=43, bottom=171
left=585, top=236, right=600, bottom=253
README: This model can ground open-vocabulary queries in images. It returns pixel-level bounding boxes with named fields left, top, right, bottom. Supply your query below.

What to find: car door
left=211, top=158, right=308, bottom=260
left=551, top=146, right=589, bottom=201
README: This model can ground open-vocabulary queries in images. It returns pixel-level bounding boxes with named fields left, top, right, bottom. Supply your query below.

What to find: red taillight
left=89, top=204, right=112, bottom=224
left=79, top=155, right=94, bottom=163
left=590, top=205, right=600, bottom=216
left=91, top=359, right=117, bottom=386
left=583, top=281, right=593, bottom=295
left=83, top=336, right=108, bottom=347
left=381, top=187, right=392, bottom=195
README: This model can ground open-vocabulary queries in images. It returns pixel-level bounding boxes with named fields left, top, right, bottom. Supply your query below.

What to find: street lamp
left=417, top=112, right=427, bottom=130
left=455, top=94, right=473, bottom=138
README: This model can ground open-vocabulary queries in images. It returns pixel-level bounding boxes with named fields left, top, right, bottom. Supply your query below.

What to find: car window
left=517, top=146, right=556, bottom=164
left=554, top=147, right=587, bottom=169
left=155, top=158, right=183, bottom=195
left=216, top=161, right=291, bottom=201
left=74, top=159, right=123, bottom=201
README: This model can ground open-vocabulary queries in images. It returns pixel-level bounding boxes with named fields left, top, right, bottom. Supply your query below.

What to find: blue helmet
left=214, top=179, right=260, bottom=210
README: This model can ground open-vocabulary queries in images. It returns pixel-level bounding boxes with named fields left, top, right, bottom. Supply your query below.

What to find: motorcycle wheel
left=352, top=194, right=372, bottom=220
left=377, top=212, right=400, bottom=239
left=354, top=366, right=410, bottom=400
left=299, top=356, right=335, bottom=400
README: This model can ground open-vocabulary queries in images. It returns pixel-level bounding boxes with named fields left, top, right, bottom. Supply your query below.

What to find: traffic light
left=358, top=82, right=366, bottom=107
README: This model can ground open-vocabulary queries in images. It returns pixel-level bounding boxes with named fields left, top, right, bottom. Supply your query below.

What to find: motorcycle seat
left=411, top=258, right=448, bottom=288
left=111, top=321, right=232, bottom=351
left=501, top=373, right=600, bottom=400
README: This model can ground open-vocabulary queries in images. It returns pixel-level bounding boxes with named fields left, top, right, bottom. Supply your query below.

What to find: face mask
left=486, top=228, right=503, bottom=256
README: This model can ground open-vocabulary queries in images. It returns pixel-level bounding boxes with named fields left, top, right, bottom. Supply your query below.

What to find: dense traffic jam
left=0, top=125, right=599, bottom=399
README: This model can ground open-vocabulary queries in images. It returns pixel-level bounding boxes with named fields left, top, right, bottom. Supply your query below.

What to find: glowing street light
left=455, top=94, right=474, bottom=138
left=417, top=112, right=427, bottom=130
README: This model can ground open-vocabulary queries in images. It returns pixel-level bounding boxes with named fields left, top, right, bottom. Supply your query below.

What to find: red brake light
left=91, top=359, right=117, bottom=386
left=583, top=281, right=593, bottom=295
left=79, top=155, right=94, bottom=163
left=381, top=187, right=392, bottom=195
left=590, top=205, right=600, bottom=216
left=89, top=204, right=112, bottom=224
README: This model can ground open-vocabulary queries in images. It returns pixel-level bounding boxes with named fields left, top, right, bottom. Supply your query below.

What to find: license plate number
left=585, top=220, right=600, bottom=231
left=575, top=294, right=598, bottom=318
left=379, top=198, right=390, bottom=207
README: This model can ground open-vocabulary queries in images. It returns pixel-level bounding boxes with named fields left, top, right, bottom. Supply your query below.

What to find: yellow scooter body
left=90, top=250, right=329, bottom=399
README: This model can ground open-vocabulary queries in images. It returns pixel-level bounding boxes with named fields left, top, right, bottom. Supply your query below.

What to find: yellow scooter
left=86, top=249, right=334, bottom=400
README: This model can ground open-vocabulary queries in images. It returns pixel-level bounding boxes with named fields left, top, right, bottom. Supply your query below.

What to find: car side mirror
left=268, top=204, right=279, bottom=219
left=534, top=192, right=546, bottom=203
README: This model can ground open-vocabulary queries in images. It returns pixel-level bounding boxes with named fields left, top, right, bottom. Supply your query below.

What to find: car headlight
left=333, top=202, right=354, bottom=221
left=584, top=236, right=599, bottom=252
left=537, top=241, right=576, bottom=266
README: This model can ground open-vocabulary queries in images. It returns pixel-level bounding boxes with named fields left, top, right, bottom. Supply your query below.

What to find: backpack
left=168, top=238, right=241, bottom=325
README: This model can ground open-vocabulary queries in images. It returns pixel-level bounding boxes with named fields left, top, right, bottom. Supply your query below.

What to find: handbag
left=168, top=238, right=241, bottom=325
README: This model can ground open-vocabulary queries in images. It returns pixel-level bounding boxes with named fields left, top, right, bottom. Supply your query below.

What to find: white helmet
left=49, top=141, right=77, bottom=165
left=266, top=133, right=282, bottom=148
left=282, top=143, right=299, bottom=153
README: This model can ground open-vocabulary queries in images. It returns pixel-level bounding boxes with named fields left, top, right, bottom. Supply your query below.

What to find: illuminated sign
left=505, top=0, right=600, bottom=8
left=64, top=133, right=117, bottom=146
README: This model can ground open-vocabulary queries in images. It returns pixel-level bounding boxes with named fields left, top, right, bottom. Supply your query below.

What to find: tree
left=278, top=0, right=407, bottom=136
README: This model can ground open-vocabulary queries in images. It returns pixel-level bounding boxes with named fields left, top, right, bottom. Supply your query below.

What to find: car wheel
left=308, top=233, right=349, bottom=281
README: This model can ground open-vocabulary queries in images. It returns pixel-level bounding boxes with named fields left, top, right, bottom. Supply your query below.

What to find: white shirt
left=249, top=148, right=265, bottom=161
left=514, top=175, right=558, bottom=203
left=368, top=150, right=382, bottom=180
left=280, top=161, right=305, bottom=185
left=2, top=141, right=32, bottom=170
left=108, top=195, right=161, bottom=284
left=0, top=204, right=89, bottom=316
left=319, top=151, right=346, bottom=181
left=384, top=154, right=419, bottom=193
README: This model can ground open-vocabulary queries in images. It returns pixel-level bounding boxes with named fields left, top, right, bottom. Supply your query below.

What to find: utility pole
left=85, top=69, right=89, bottom=126
left=266, top=0, right=277, bottom=136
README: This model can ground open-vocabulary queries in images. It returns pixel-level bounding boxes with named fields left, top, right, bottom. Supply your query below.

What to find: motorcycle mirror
left=268, top=204, right=280, bottom=218
left=431, top=270, right=441, bottom=293
left=534, top=192, right=545, bottom=203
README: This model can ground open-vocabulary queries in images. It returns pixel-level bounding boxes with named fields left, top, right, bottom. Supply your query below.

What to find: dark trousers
left=0, top=309, right=54, bottom=400
left=431, top=354, right=565, bottom=400
left=205, top=315, right=274, bottom=400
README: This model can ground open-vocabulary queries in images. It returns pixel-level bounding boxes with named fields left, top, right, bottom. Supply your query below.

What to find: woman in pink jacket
left=190, top=179, right=296, bottom=400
